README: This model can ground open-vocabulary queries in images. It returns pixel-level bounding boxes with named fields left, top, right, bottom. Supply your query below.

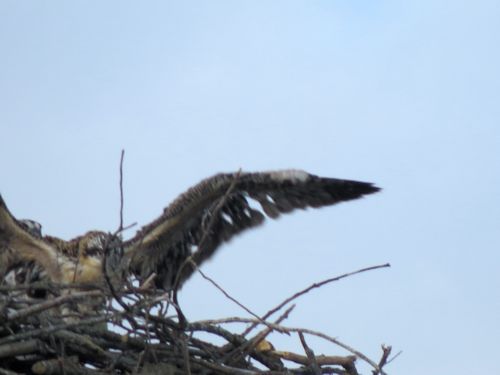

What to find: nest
left=0, top=262, right=394, bottom=375
left=1, top=155, right=393, bottom=374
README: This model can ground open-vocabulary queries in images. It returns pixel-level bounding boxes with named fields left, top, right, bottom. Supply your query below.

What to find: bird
left=0, top=170, right=380, bottom=293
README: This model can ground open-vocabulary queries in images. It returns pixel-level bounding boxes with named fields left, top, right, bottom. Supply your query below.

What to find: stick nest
left=0, top=262, right=393, bottom=375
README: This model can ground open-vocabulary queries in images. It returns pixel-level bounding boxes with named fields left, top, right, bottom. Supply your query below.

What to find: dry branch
left=0, top=155, right=395, bottom=374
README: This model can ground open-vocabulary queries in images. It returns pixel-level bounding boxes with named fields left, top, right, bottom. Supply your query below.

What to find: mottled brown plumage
left=1, top=169, right=380, bottom=293
left=124, top=170, right=380, bottom=289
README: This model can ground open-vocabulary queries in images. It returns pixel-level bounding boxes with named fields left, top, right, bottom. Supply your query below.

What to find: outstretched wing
left=0, top=194, right=63, bottom=282
left=124, top=170, right=380, bottom=290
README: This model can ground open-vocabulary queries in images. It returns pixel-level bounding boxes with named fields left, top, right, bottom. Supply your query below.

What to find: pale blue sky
left=1, top=1, right=499, bottom=374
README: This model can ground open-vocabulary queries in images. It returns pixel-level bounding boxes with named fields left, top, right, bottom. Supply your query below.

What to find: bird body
left=44, top=231, right=108, bottom=284
left=1, top=170, right=380, bottom=294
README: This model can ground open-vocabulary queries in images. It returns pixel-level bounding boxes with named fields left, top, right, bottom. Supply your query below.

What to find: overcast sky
left=1, top=1, right=499, bottom=374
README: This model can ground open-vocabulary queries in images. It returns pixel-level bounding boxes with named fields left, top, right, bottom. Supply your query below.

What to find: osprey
left=0, top=170, right=380, bottom=292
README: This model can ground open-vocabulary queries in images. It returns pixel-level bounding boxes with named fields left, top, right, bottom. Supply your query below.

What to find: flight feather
left=123, top=170, right=380, bottom=289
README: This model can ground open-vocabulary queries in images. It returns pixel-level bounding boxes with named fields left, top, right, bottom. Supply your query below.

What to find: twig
left=32, top=356, right=107, bottom=375
left=6, top=291, right=102, bottom=321
left=271, top=350, right=356, bottom=368
left=119, top=149, right=125, bottom=231
left=187, top=259, right=268, bottom=327
left=298, top=332, right=321, bottom=375
left=285, top=327, right=384, bottom=375
left=0, top=339, right=45, bottom=358
left=224, top=304, right=294, bottom=366
left=0, top=315, right=109, bottom=346
left=173, top=170, right=242, bottom=290
left=386, top=349, right=402, bottom=365
left=372, top=345, right=392, bottom=375
left=100, top=149, right=142, bottom=331
left=241, top=263, right=391, bottom=338
left=172, top=169, right=242, bottom=326
left=181, top=333, right=193, bottom=375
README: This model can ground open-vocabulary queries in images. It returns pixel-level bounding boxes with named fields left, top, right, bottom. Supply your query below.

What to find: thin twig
left=372, top=344, right=392, bottom=375
left=223, top=304, right=295, bottom=366
left=386, top=349, right=402, bottom=365
left=181, top=333, right=193, bottom=375
left=0, top=339, right=45, bottom=359
left=271, top=350, right=355, bottom=368
left=299, top=331, right=321, bottom=375
left=242, top=263, right=391, bottom=338
left=172, top=169, right=242, bottom=326
left=119, top=149, right=125, bottom=231
left=0, top=315, right=109, bottom=346
left=7, top=290, right=102, bottom=321
left=100, top=149, right=141, bottom=331
left=172, top=169, right=242, bottom=292
left=283, top=326, right=384, bottom=374
left=188, top=259, right=269, bottom=326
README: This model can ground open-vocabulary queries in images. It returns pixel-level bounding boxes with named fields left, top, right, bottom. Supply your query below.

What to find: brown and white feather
left=1, top=169, right=380, bottom=294
left=123, top=170, right=380, bottom=290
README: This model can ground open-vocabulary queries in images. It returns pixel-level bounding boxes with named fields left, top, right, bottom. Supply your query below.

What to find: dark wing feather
left=124, top=170, right=380, bottom=290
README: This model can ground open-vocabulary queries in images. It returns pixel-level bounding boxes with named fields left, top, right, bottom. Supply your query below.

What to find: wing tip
left=363, top=182, right=382, bottom=195
left=324, top=178, right=381, bottom=203
left=347, top=180, right=381, bottom=197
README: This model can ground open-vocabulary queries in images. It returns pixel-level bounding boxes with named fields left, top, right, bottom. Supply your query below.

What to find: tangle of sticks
left=0, top=153, right=396, bottom=374
left=0, top=261, right=394, bottom=374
